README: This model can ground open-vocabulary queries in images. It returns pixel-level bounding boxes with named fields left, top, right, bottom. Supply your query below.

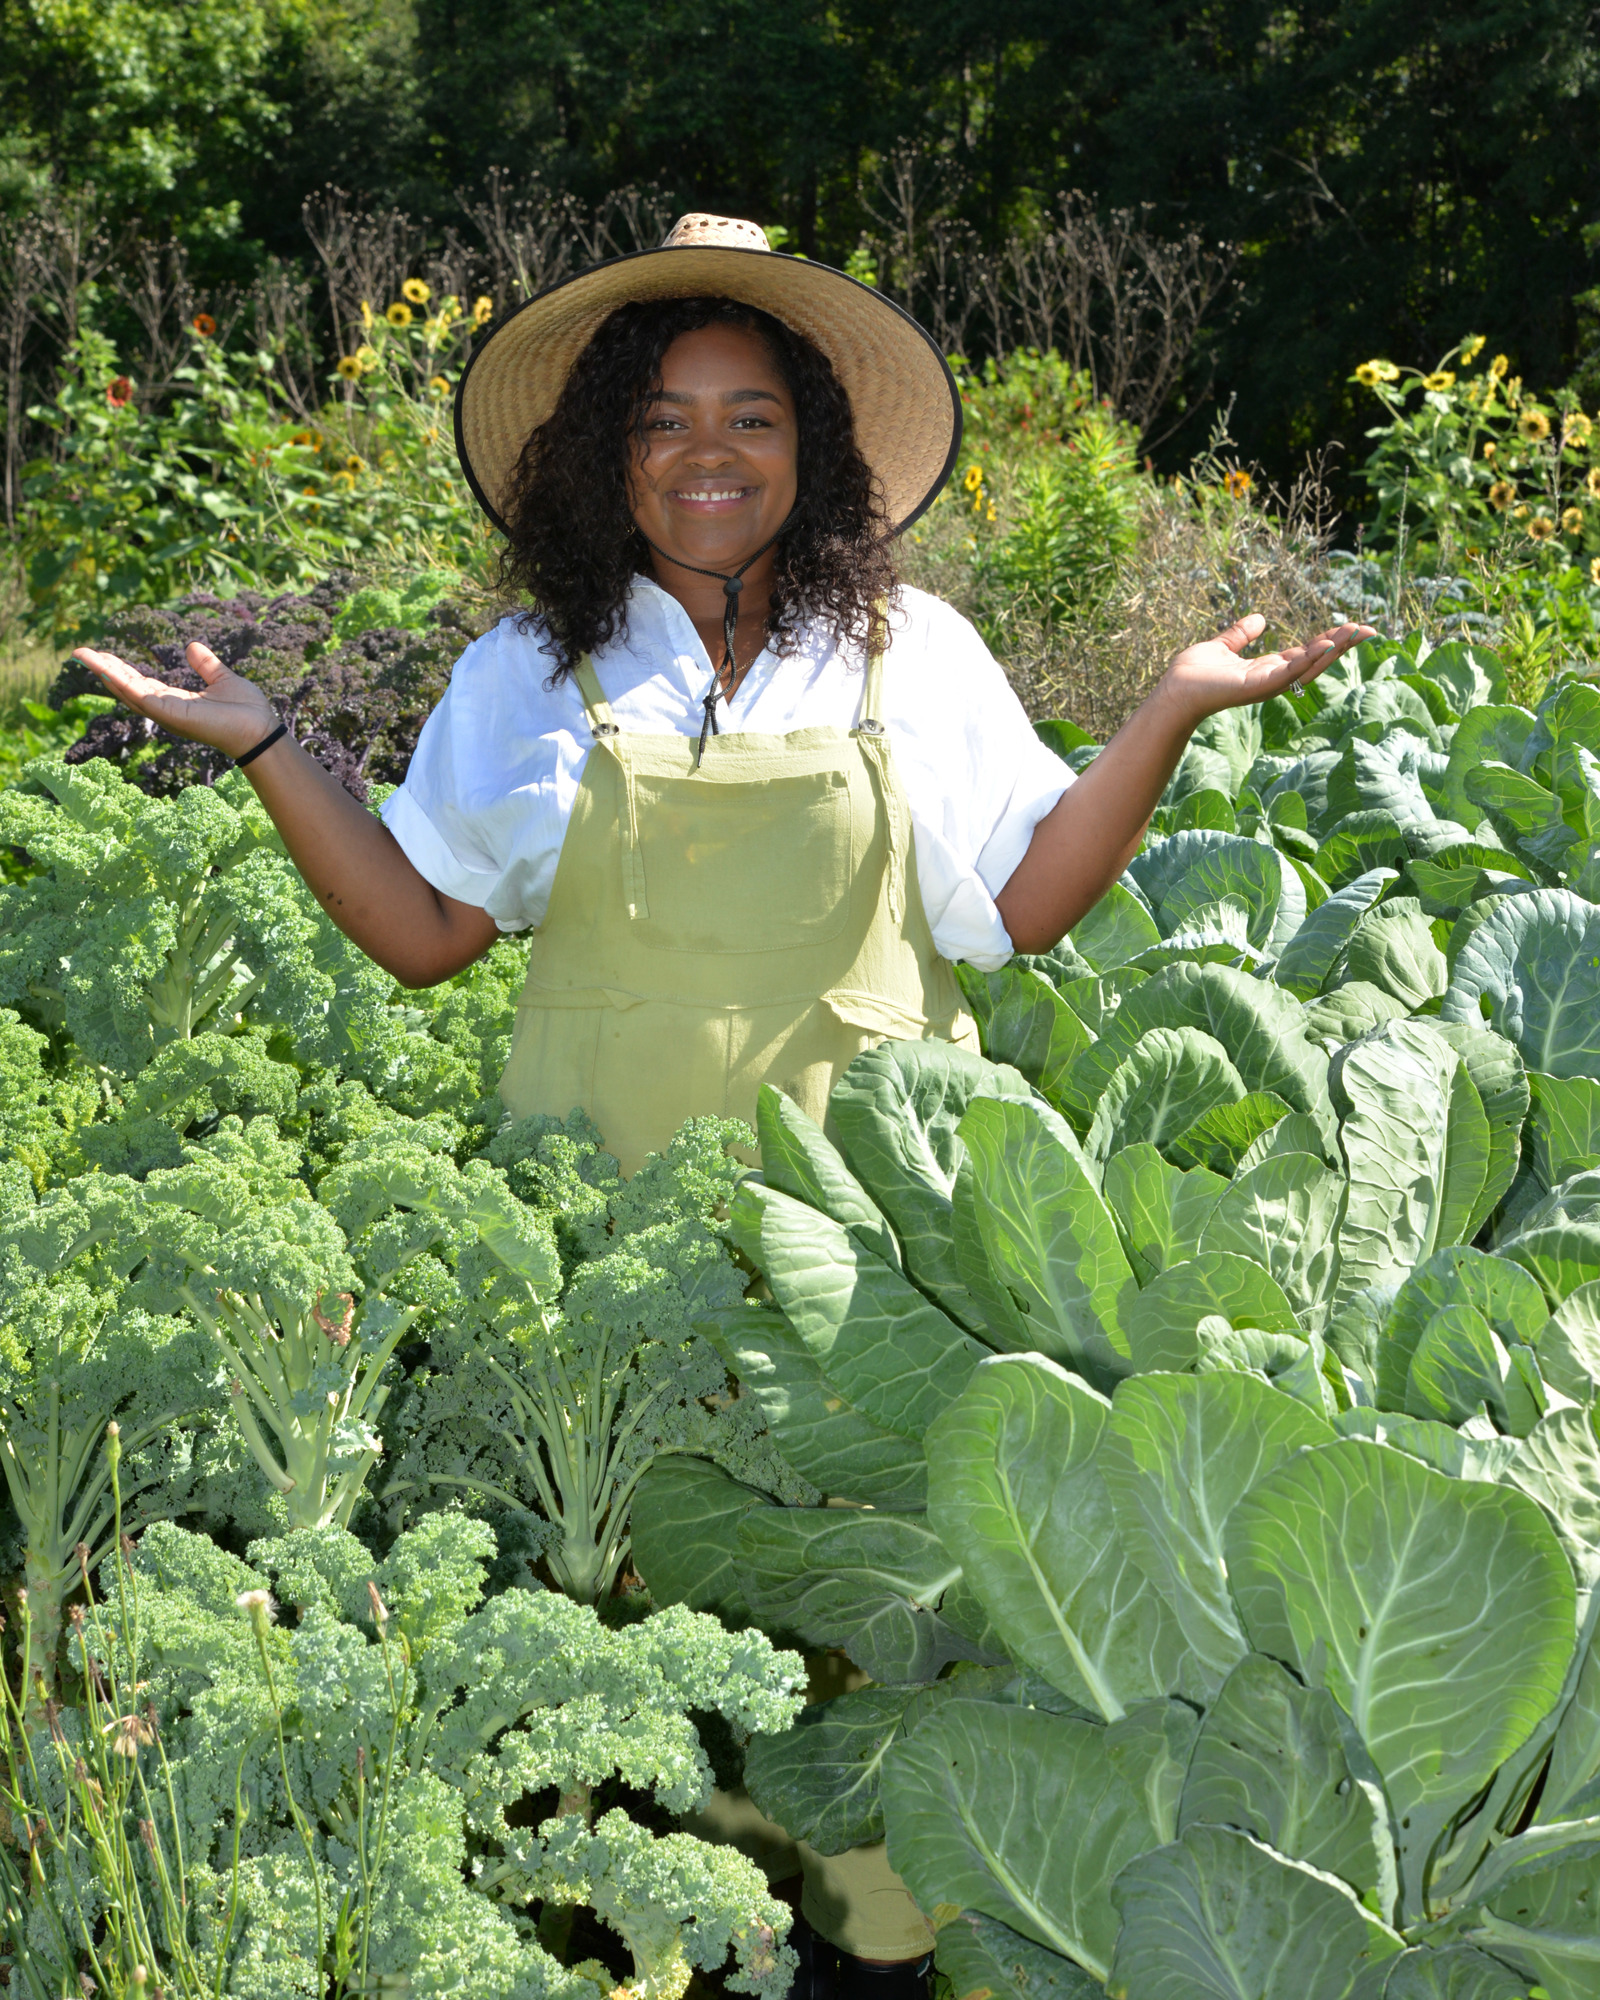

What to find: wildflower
left=386, top=302, right=413, bottom=328
left=106, top=377, right=133, bottom=409
left=360, top=301, right=375, bottom=331
left=1564, top=412, right=1595, bottom=447
left=963, top=464, right=984, bottom=491
left=1512, top=503, right=1530, bottom=520
left=235, top=1590, right=277, bottom=1633
left=1354, top=363, right=1382, bottom=388
left=1592, top=557, right=1600, bottom=586
left=472, top=295, right=494, bottom=328
left=1372, top=360, right=1400, bottom=381
left=1528, top=514, right=1557, bottom=540
left=1519, top=411, right=1552, bottom=442
left=106, top=1711, right=156, bottom=1757
left=337, top=356, right=363, bottom=381
left=1461, top=334, right=1486, bottom=362
left=303, top=486, right=318, bottom=498
left=354, top=344, right=378, bottom=373
left=1490, top=354, right=1510, bottom=379
left=332, top=470, right=356, bottom=490
left=314, top=1292, right=355, bottom=1347
left=428, top=375, right=451, bottom=397
left=1422, top=371, right=1456, bottom=392
left=985, top=502, right=997, bottom=522
left=1224, top=468, right=1253, bottom=500
left=1563, top=507, right=1585, bottom=535
left=1488, top=480, right=1516, bottom=510
left=401, top=277, right=431, bottom=305
left=344, top=454, right=363, bottom=474
left=1482, top=441, right=1497, bottom=460
left=290, top=429, right=314, bottom=446
left=1588, top=468, right=1600, bottom=498
left=438, top=294, right=461, bottom=322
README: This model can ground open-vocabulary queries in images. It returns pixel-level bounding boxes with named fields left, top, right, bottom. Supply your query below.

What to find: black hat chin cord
left=637, top=510, right=796, bottom=765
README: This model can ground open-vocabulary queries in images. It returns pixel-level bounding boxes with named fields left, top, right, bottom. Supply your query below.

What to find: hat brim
left=453, top=244, right=962, bottom=537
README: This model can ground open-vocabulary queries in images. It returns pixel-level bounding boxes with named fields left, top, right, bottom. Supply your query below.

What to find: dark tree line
left=2, top=0, right=1596, bottom=488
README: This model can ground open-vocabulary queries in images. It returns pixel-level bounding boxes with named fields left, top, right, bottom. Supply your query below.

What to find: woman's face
left=628, top=322, right=799, bottom=575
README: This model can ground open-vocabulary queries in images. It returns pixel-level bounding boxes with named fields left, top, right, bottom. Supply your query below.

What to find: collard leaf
left=1465, top=762, right=1574, bottom=875
left=1100, top=1372, right=1333, bottom=1697
left=1407, top=844, right=1529, bottom=920
left=755, top=1085, right=901, bottom=1269
left=1537, top=1280, right=1600, bottom=1405
left=1542, top=1597, right=1600, bottom=1821
left=1302, top=980, right=1411, bottom=1050
left=1084, top=1026, right=1246, bottom=1171
left=736, top=1181, right=984, bottom=1439
left=735, top=1507, right=983, bottom=1683
left=1347, top=1946, right=1531, bottom=2000
left=1439, top=703, right=1537, bottom=827
left=925, top=1355, right=1183, bottom=1718
left=742, top=1685, right=915, bottom=1854
left=1069, top=882, right=1163, bottom=972
left=1225, top=1438, right=1577, bottom=1918
left=934, top=1912, right=1101, bottom=2000
left=1431, top=1023, right=1529, bottom=1238
left=1273, top=867, right=1398, bottom=1000
left=1403, top=1303, right=1541, bottom=1436
left=1107, top=1825, right=1404, bottom=2000
left=1178, top=1652, right=1393, bottom=1900
left=955, top=964, right=1090, bottom=1106
left=1412, top=639, right=1506, bottom=719
left=1200, top=1152, right=1345, bottom=1324
left=829, top=1041, right=1037, bottom=1328
left=1375, top=1247, right=1549, bottom=1413
left=1479, top=1851, right=1600, bottom=2000
left=1495, top=1168, right=1600, bottom=1303
left=705, top=1306, right=928, bottom=1508
left=882, top=1699, right=1163, bottom=1979
left=1121, top=1251, right=1300, bottom=1374
left=630, top=1457, right=773, bottom=1624
left=1334, top=1022, right=1491, bottom=1307
left=958, top=1097, right=1139, bottom=1387
left=1334, top=898, right=1449, bottom=1011
left=1505, top=1406, right=1600, bottom=1594
left=1101, top=1145, right=1227, bottom=1286
left=1167, top=1091, right=1295, bottom=1176
left=1143, top=837, right=1306, bottom=959
left=1527, top=1071, right=1600, bottom=1190
left=1316, top=811, right=1410, bottom=891
left=1441, top=888, right=1600, bottom=1078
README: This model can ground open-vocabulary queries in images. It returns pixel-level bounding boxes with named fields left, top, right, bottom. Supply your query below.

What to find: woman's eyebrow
left=644, top=387, right=785, bottom=406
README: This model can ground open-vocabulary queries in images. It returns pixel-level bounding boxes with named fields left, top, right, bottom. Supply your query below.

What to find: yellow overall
left=498, top=645, right=977, bottom=1960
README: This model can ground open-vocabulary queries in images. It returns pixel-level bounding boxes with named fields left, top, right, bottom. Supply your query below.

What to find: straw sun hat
left=453, top=213, right=962, bottom=536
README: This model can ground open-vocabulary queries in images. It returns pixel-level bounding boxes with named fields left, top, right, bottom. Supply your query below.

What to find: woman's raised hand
left=72, top=641, right=279, bottom=760
left=1160, top=613, right=1377, bottom=722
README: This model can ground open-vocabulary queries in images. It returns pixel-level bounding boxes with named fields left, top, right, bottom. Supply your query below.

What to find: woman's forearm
left=995, top=680, right=1201, bottom=953
left=241, top=735, right=499, bottom=986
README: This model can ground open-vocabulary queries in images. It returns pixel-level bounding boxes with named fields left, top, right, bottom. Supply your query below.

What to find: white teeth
left=679, top=489, right=747, bottom=502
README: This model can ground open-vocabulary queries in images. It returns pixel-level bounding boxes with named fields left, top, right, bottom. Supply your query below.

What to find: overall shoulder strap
left=574, top=655, right=621, bottom=737
left=857, top=607, right=887, bottom=734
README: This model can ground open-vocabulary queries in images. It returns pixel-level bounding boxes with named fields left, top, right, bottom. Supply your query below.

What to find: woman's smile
left=669, top=484, right=759, bottom=513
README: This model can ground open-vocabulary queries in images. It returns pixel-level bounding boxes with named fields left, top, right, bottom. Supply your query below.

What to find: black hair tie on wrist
left=235, top=721, right=288, bottom=768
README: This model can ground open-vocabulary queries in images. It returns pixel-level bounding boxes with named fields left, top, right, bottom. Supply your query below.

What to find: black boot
left=833, top=1947, right=934, bottom=2000
left=787, top=1911, right=839, bottom=2000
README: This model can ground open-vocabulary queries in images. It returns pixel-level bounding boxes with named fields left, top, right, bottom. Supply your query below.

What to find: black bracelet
left=235, top=721, right=288, bottom=769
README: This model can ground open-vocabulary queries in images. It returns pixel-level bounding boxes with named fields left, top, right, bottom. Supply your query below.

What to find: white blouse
left=382, top=578, right=1074, bottom=972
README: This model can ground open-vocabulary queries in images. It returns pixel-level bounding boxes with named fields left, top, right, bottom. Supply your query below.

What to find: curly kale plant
left=6, top=1502, right=804, bottom=2000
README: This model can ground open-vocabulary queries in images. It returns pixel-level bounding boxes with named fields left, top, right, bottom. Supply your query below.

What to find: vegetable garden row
left=3, top=623, right=1600, bottom=1997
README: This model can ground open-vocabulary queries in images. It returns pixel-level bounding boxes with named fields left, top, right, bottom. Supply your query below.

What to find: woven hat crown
left=661, top=214, right=772, bottom=252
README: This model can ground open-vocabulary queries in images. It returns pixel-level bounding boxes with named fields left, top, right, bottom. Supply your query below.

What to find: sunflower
left=1512, top=504, right=1530, bottom=520
left=1422, top=371, right=1456, bottom=392
left=471, top=295, right=494, bottom=328
left=1564, top=412, right=1595, bottom=447
left=331, top=470, right=357, bottom=491
left=1461, top=335, right=1486, bottom=363
left=985, top=502, right=997, bottom=523
left=1489, top=354, right=1510, bottom=379
left=1519, top=410, right=1552, bottom=442
left=401, top=277, right=431, bottom=306
left=1528, top=514, right=1557, bottom=540
left=105, top=376, right=133, bottom=408
left=1488, top=480, right=1516, bottom=510
left=428, top=375, right=451, bottom=397
left=963, top=464, right=984, bottom=491
left=302, top=486, right=319, bottom=498
left=1224, top=468, right=1253, bottom=499
left=343, top=454, right=363, bottom=474
left=1593, top=557, right=1600, bottom=586
left=386, top=302, right=414, bottom=328
left=355, top=345, right=378, bottom=373
left=1588, top=468, right=1600, bottom=499
left=1563, top=507, right=1585, bottom=535
left=360, top=301, right=375, bottom=331
left=1482, top=441, right=1497, bottom=461
left=336, top=356, right=363, bottom=381
left=1354, top=362, right=1382, bottom=388
left=1371, top=360, right=1400, bottom=382
left=191, top=312, right=217, bottom=338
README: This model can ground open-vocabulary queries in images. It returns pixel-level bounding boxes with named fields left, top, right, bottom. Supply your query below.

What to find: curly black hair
left=497, top=295, right=897, bottom=676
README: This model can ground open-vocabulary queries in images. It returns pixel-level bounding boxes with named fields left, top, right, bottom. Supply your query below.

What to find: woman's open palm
left=73, top=642, right=278, bottom=760
left=1165, top=613, right=1376, bottom=720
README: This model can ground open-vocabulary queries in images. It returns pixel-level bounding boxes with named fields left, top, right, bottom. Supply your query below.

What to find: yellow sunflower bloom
left=1513, top=503, right=1530, bottom=520
left=355, top=345, right=378, bottom=373
left=1371, top=360, right=1400, bottom=382
left=1528, top=514, right=1557, bottom=540
left=1588, top=468, right=1600, bottom=499
left=986, top=502, right=997, bottom=522
left=1355, top=363, right=1382, bottom=388
left=1564, top=412, right=1595, bottom=447
left=1482, top=441, right=1497, bottom=460
left=1488, top=480, right=1516, bottom=510
left=472, top=295, right=494, bottom=328
left=1461, top=335, right=1486, bottom=363
left=1224, top=468, right=1253, bottom=500
left=1563, top=506, right=1585, bottom=535
left=1592, top=557, right=1600, bottom=586
left=963, top=464, right=984, bottom=491
left=386, top=302, right=414, bottom=328
left=343, top=454, right=363, bottom=474
left=336, top=356, right=363, bottom=380
left=331, top=470, right=356, bottom=491
left=1489, top=354, right=1510, bottom=379
left=402, top=277, right=431, bottom=306
left=1422, top=371, right=1456, bottom=392
left=428, top=375, right=451, bottom=397
left=1519, top=410, right=1552, bottom=442
left=360, top=301, right=374, bottom=331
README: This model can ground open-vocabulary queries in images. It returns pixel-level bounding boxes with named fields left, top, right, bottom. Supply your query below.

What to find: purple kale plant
left=46, top=574, right=483, bottom=800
